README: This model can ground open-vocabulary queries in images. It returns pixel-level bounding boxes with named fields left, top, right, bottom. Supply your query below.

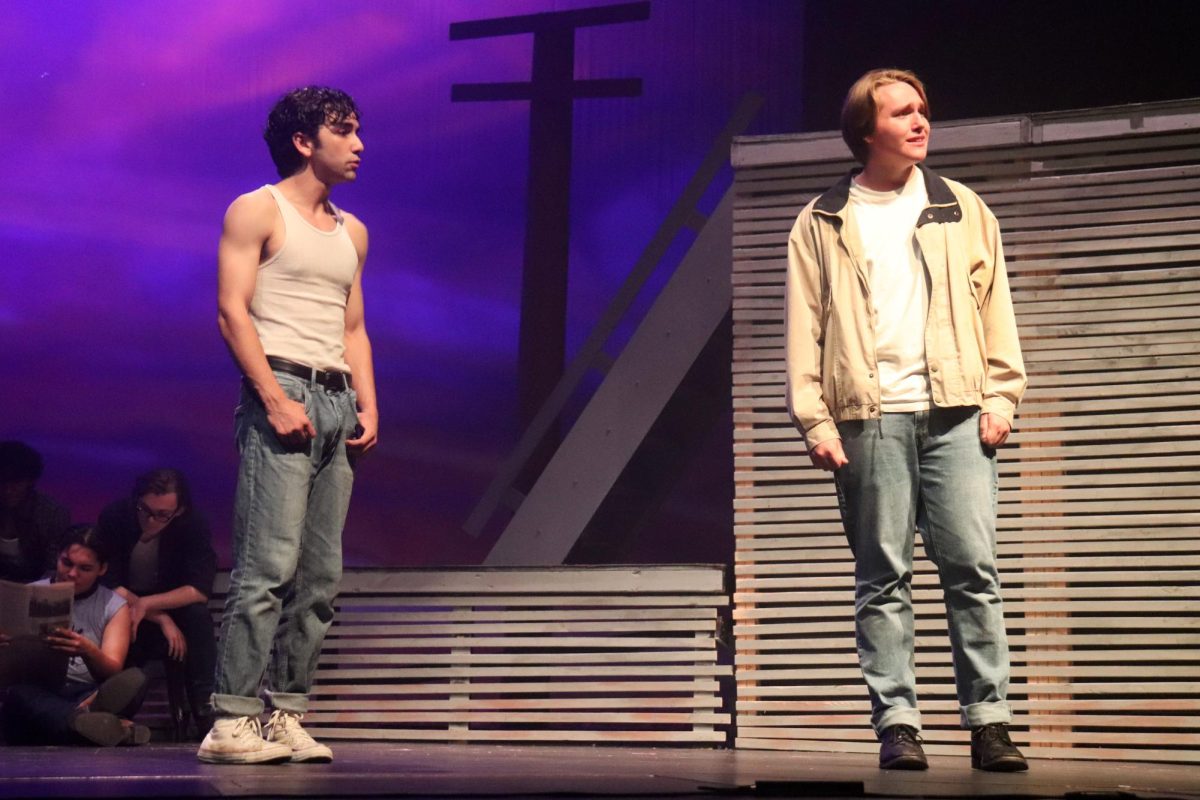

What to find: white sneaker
left=196, top=716, right=292, bottom=764
left=265, top=709, right=333, bottom=763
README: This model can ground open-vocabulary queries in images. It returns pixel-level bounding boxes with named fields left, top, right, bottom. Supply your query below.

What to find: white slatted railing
left=213, top=566, right=731, bottom=744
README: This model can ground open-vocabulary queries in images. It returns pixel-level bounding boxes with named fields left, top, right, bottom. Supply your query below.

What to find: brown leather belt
left=266, top=356, right=352, bottom=392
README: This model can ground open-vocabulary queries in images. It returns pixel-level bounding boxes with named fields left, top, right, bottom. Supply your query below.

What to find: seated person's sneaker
left=879, top=724, right=928, bottom=770
left=196, top=716, right=292, bottom=764
left=265, top=709, right=333, bottom=763
left=971, top=723, right=1028, bottom=772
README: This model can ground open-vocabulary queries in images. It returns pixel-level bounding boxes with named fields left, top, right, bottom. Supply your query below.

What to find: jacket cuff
left=980, top=397, right=1016, bottom=428
left=803, top=419, right=841, bottom=450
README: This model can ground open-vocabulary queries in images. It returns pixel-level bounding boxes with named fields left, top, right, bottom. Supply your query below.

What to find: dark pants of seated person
left=127, top=602, right=217, bottom=716
left=1, top=681, right=96, bottom=745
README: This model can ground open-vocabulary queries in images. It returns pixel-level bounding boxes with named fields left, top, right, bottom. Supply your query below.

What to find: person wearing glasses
left=95, top=468, right=217, bottom=738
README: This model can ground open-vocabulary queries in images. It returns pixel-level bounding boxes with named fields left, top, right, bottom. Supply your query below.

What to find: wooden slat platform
left=729, top=100, right=1200, bottom=763
left=201, top=566, right=732, bottom=745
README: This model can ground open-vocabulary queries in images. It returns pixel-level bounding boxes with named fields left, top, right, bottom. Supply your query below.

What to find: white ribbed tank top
left=252, top=185, right=359, bottom=372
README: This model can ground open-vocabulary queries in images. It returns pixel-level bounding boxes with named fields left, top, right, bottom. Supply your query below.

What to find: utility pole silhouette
left=451, top=2, right=649, bottom=433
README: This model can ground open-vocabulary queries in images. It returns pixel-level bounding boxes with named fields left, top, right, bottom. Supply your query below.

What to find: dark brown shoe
left=70, top=711, right=127, bottom=747
left=879, top=724, right=928, bottom=770
left=119, top=721, right=152, bottom=746
left=971, top=723, right=1028, bottom=772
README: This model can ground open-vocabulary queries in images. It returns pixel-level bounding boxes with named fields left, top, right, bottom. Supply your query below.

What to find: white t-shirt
left=849, top=169, right=932, bottom=412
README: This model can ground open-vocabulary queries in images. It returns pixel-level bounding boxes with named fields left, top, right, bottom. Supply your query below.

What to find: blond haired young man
left=786, top=69, right=1028, bottom=772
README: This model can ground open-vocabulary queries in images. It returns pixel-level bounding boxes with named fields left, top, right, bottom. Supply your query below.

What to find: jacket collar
left=812, top=162, right=958, bottom=221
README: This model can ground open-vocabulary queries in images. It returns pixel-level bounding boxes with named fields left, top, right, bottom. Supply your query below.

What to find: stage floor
left=1, top=742, right=1197, bottom=799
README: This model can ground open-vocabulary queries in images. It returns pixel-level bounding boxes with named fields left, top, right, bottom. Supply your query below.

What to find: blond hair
left=840, top=68, right=929, bottom=164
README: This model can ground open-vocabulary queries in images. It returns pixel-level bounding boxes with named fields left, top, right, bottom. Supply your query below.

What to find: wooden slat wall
left=730, top=102, right=1200, bottom=764
left=209, top=566, right=731, bottom=745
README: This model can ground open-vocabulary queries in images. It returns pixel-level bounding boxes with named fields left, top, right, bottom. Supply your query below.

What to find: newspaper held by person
left=0, top=578, right=73, bottom=688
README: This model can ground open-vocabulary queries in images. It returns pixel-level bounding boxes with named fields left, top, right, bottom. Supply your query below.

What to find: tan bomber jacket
left=785, top=163, right=1027, bottom=448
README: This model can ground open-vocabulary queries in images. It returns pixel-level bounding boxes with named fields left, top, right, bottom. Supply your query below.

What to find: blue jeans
left=212, top=370, right=358, bottom=717
left=834, top=407, right=1012, bottom=734
left=2, top=681, right=95, bottom=745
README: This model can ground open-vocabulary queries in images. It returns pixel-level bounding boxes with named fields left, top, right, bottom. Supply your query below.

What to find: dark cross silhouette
left=451, top=2, right=649, bottom=429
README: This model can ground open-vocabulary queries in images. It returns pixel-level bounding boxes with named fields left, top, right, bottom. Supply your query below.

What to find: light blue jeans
left=834, top=407, right=1012, bottom=735
left=212, top=370, right=358, bottom=717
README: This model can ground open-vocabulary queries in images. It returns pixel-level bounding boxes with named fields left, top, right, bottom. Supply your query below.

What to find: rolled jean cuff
left=874, top=706, right=921, bottom=736
left=211, top=692, right=264, bottom=718
left=961, top=700, right=1011, bottom=729
left=266, top=691, right=308, bottom=714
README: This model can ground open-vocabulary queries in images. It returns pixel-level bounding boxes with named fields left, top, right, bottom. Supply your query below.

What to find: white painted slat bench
left=205, top=565, right=731, bottom=745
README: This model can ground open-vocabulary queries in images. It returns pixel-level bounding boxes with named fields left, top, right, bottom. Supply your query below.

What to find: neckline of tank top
left=266, top=185, right=344, bottom=236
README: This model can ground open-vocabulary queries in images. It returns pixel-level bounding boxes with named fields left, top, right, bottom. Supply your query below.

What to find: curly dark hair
left=263, top=86, right=360, bottom=178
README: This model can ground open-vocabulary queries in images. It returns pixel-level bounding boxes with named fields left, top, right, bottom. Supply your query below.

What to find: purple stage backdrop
left=1, top=0, right=806, bottom=565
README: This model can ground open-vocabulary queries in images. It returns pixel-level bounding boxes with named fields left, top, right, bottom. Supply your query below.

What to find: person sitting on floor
left=0, top=441, right=70, bottom=583
left=96, top=468, right=217, bottom=737
left=1, top=526, right=149, bottom=746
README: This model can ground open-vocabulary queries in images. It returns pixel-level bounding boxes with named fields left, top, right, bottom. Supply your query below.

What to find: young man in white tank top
left=785, top=70, right=1028, bottom=772
left=199, top=87, right=378, bottom=765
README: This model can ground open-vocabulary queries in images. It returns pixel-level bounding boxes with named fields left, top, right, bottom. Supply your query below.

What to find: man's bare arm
left=342, top=214, right=378, bottom=455
left=216, top=191, right=315, bottom=445
left=114, top=585, right=206, bottom=640
left=137, top=585, right=208, bottom=612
